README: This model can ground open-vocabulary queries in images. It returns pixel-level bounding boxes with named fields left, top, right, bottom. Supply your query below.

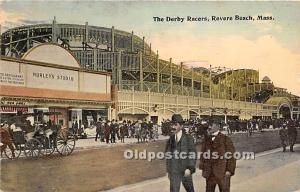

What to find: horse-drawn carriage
left=0, top=112, right=76, bottom=160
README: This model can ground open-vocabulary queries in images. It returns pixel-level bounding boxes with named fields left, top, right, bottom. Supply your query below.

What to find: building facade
left=0, top=44, right=111, bottom=128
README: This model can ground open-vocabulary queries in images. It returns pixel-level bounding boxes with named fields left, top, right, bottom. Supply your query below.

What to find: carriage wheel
left=3, top=144, right=22, bottom=159
left=24, top=138, right=42, bottom=158
left=41, top=147, right=55, bottom=156
left=56, top=130, right=76, bottom=156
left=40, top=137, right=55, bottom=156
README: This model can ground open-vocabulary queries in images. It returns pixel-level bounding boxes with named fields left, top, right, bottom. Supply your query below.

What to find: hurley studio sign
left=32, top=72, right=74, bottom=81
left=26, top=65, right=78, bottom=91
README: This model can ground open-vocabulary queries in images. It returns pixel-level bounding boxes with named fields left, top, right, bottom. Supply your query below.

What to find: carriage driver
left=0, top=122, right=15, bottom=158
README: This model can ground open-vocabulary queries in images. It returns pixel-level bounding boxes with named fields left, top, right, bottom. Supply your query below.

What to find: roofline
left=0, top=56, right=112, bottom=76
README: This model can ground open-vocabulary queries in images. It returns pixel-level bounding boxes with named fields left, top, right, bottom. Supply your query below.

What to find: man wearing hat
left=165, top=114, right=196, bottom=192
left=287, top=121, right=298, bottom=152
left=199, top=120, right=236, bottom=192
left=279, top=123, right=288, bottom=152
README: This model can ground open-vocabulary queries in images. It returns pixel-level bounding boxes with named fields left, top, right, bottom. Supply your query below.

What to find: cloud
left=0, top=10, right=24, bottom=31
left=18, top=19, right=50, bottom=25
left=148, top=31, right=300, bottom=96
left=183, top=61, right=211, bottom=69
left=0, top=10, right=49, bottom=32
left=0, top=10, right=21, bottom=24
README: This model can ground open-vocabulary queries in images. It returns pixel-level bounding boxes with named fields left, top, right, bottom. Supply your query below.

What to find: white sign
left=0, top=60, right=25, bottom=86
left=1, top=58, right=110, bottom=95
left=26, top=65, right=78, bottom=91
left=0, top=72, right=25, bottom=86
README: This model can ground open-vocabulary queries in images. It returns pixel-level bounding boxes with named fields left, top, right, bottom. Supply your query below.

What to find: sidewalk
left=74, top=128, right=280, bottom=150
left=74, top=135, right=169, bottom=150
left=102, top=144, right=300, bottom=192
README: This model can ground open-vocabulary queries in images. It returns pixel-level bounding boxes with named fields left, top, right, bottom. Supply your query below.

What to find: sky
left=0, top=1, right=299, bottom=95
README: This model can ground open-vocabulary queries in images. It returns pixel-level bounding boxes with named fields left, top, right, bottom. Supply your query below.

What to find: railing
left=117, top=90, right=278, bottom=116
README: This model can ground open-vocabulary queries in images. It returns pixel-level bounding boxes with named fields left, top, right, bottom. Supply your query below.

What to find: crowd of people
left=2, top=114, right=299, bottom=149
left=91, top=119, right=159, bottom=144
left=161, top=117, right=300, bottom=143
left=66, top=117, right=299, bottom=145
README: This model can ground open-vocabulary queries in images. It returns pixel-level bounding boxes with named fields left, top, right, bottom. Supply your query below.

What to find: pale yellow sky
left=149, top=30, right=300, bottom=96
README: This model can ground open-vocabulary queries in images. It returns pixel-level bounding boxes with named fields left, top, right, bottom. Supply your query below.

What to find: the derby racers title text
left=153, top=15, right=274, bottom=23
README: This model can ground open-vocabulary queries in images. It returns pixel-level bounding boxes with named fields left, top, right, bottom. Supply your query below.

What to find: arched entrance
left=265, top=97, right=293, bottom=119
left=279, top=104, right=291, bottom=119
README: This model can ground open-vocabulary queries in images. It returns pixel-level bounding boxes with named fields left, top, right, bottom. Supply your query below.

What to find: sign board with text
left=0, top=58, right=110, bottom=95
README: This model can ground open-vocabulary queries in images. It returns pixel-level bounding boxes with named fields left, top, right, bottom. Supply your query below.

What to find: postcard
left=0, top=1, right=299, bottom=192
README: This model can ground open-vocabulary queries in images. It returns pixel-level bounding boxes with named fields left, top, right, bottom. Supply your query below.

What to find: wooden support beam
left=157, top=51, right=160, bottom=93
left=181, top=62, right=183, bottom=95
left=191, top=67, right=194, bottom=96
left=111, top=26, right=115, bottom=52
left=131, top=31, right=134, bottom=52
left=170, top=58, right=173, bottom=94
left=139, top=52, right=143, bottom=91
left=85, top=22, right=89, bottom=43
left=117, top=51, right=122, bottom=90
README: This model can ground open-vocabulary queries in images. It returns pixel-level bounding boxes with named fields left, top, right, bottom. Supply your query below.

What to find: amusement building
left=1, top=18, right=300, bottom=127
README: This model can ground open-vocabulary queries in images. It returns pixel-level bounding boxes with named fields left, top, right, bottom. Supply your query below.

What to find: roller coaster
left=1, top=18, right=299, bottom=109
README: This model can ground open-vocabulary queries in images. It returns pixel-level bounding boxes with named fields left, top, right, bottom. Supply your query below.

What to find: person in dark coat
left=95, top=118, right=102, bottom=142
left=199, top=121, right=236, bottom=192
left=104, top=122, right=111, bottom=144
left=165, top=114, right=196, bottom=192
left=120, top=120, right=127, bottom=143
left=70, top=121, right=75, bottom=135
left=287, top=121, right=298, bottom=152
left=100, top=122, right=105, bottom=142
left=115, top=120, right=120, bottom=140
left=74, top=121, right=78, bottom=135
left=110, top=120, right=116, bottom=143
left=279, top=123, right=288, bottom=152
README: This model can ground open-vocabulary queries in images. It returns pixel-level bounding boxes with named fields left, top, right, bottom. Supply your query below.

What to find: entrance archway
left=279, top=104, right=291, bottom=119
left=265, top=97, right=293, bottom=119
